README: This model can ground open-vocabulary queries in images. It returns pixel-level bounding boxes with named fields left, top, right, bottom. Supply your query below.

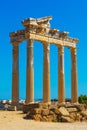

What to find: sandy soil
left=0, top=111, right=87, bottom=130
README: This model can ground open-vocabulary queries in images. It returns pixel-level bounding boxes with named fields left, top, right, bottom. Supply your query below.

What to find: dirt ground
left=0, top=111, right=87, bottom=130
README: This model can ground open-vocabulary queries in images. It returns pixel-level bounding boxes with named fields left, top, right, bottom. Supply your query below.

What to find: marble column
left=26, top=39, right=34, bottom=104
left=43, top=43, right=50, bottom=104
left=71, top=48, right=78, bottom=103
left=58, top=46, right=65, bottom=104
left=12, top=44, right=19, bottom=105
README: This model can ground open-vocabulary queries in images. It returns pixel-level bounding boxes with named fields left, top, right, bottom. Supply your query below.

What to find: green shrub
left=78, top=95, right=87, bottom=104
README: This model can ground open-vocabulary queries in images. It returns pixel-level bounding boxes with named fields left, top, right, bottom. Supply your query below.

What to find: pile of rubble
left=23, top=103, right=87, bottom=122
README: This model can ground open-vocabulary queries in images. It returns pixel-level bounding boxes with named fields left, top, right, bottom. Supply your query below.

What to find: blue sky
left=0, top=0, right=87, bottom=100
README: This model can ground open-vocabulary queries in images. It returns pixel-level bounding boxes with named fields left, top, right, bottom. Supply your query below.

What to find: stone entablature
left=10, top=16, right=78, bottom=48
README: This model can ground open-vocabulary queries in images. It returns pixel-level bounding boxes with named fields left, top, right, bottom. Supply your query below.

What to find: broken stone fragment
left=58, top=107, right=69, bottom=116
left=41, top=109, right=49, bottom=116
left=67, top=108, right=77, bottom=113
left=61, top=116, right=74, bottom=123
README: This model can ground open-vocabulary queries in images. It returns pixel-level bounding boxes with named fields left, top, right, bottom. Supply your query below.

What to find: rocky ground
left=23, top=103, right=87, bottom=122
left=1, top=101, right=87, bottom=123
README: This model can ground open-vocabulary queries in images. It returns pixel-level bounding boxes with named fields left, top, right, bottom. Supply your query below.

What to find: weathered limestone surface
left=26, top=39, right=34, bottom=104
left=58, top=107, right=69, bottom=116
left=81, top=110, right=87, bottom=116
left=12, top=44, right=19, bottom=105
left=67, top=108, right=77, bottom=113
left=43, top=43, right=50, bottom=104
left=24, top=103, right=87, bottom=122
left=61, top=116, right=74, bottom=122
left=71, top=48, right=78, bottom=103
left=58, top=46, right=65, bottom=104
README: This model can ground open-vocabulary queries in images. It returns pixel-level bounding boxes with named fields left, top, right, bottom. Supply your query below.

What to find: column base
left=25, top=101, right=34, bottom=105
left=43, top=101, right=51, bottom=105
left=71, top=102, right=79, bottom=105
left=58, top=102, right=65, bottom=105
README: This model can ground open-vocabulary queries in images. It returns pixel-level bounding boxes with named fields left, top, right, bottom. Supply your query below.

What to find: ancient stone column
left=26, top=39, right=34, bottom=104
left=71, top=48, right=78, bottom=103
left=58, top=46, right=65, bottom=104
left=43, top=43, right=50, bottom=104
left=12, top=44, right=19, bottom=105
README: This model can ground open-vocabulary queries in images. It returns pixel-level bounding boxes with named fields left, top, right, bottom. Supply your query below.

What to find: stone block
left=41, top=116, right=48, bottom=122
left=67, top=108, right=77, bottom=113
left=58, top=107, right=69, bottom=116
left=81, top=117, right=87, bottom=122
left=30, top=108, right=41, bottom=114
left=81, top=110, right=87, bottom=117
left=75, top=113, right=82, bottom=121
left=75, top=104, right=86, bottom=111
left=69, top=112, right=77, bottom=120
left=33, top=114, right=42, bottom=121
left=39, top=103, right=49, bottom=109
left=49, top=104, right=57, bottom=109
left=41, top=109, right=49, bottom=116
left=23, top=103, right=40, bottom=113
left=49, top=110, right=54, bottom=115
left=54, top=108, right=60, bottom=115
left=34, top=108, right=41, bottom=114
left=61, top=116, right=74, bottom=123
left=47, top=115, right=54, bottom=121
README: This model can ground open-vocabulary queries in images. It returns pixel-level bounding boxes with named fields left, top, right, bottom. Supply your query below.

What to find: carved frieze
left=10, top=16, right=79, bottom=48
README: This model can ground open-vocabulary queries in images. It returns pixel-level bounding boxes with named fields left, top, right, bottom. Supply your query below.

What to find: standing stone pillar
left=26, top=39, right=34, bottom=104
left=43, top=43, right=50, bottom=104
left=58, top=46, right=65, bottom=104
left=71, top=48, right=78, bottom=103
left=12, top=44, right=19, bottom=105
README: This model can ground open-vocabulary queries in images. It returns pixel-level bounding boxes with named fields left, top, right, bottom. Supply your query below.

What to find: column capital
left=71, top=48, right=77, bottom=55
left=12, top=44, right=19, bottom=72
left=27, top=39, right=34, bottom=42
left=13, top=44, right=18, bottom=51
left=12, top=40, right=20, bottom=45
left=27, top=39, right=34, bottom=47
left=71, top=48, right=77, bottom=64
left=58, top=46, right=64, bottom=54
left=43, top=43, right=50, bottom=53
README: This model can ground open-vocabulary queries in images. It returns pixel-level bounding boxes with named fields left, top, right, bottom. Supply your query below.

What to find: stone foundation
left=23, top=103, right=87, bottom=122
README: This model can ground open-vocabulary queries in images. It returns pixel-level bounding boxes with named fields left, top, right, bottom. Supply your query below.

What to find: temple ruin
left=10, top=16, right=79, bottom=105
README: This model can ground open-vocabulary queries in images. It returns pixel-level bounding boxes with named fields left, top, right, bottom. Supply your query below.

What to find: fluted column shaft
left=58, top=46, right=65, bottom=104
left=71, top=48, right=78, bottom=103
left=26, top=39, right=34, bottom=104
left=12, top=44, right=19, bottom=105
left=43, top=43, right=50, bottom=104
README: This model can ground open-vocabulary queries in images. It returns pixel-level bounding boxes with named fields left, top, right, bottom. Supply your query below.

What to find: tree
left=78, top=95, right=87, bottom=104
